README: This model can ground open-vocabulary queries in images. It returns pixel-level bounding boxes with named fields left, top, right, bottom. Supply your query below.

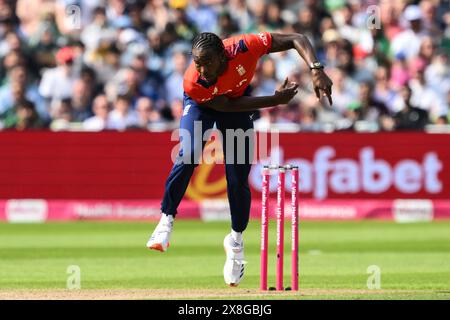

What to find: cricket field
left=0, top=220, right=449, bottom=300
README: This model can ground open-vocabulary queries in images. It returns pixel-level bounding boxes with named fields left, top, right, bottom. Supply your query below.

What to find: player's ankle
left=231, top=230, right=243, bottom=244
left=160, top=213, right=174, bottom=224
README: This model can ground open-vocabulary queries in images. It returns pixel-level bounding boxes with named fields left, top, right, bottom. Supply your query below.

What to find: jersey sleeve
left=243, top=32, right=273, bottom=58
left=183, top=79, right=213, bottom=104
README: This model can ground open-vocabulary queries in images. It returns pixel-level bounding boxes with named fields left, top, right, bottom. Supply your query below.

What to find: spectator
left=300, top=107, right=322, bottom=132
left=38, top=46, right=78, bottom=110
left=328, top=67, right=357, bottom=115
left=254, top=57, right=278, bottom=97
left=245, top=0, right=267, bottom=33
left=145, top=28, right=167, bottom=72
left=128, top=2, right=151, bottom=34
left=70, top=79, right=94, bottom=122
left=106, top=0, right=128, bottom=23
left=217, top=11, right=239, bottom=39
left=0, top=30, right=23, bottom=58
left=373, top=65, right=399, bottom=113
left=0, top=0, right=447, bottom=132
left=436, top=115, right=448, bottom=125
left=390, top=53, right=411, bottom=91
left=80, top=6, right=116, bottom=54
left=418, top=36, right=436, bottom=65
left=105, top=67, right=143, bottom=106
left=172, top=7, right=198, bottom=42
left=80, top=66, right=102, bottom=97
left=394, top=85, right=429, bottom=130
left=164, top=50, right=188, bottom=105
left=391, top=5, right=429, bottom=60
left=0, top=81, right=26, bottom=121
left=143, top=0, right=170, bottom=32
left=28, top=20, right=60, bottom=71
left=132, top=97, right=165, bottom=130
left=420, top=0, right=441, bottom=36
left=380, top=1, right=404, bottom=41
left=14, top=0, right=44, bottom=37
left=130, top=54, right=165, bottom=105
left=1, top=0, right=17, bottom=18
left=264, top=2, right=285, bottom=31
left=228, top=0, right=253, bottom=32
left=87, top=42, right=121, bottom=84
left=407, top=58, right=448, bottom=121
left=49, top=98, right=74, bottom=131
left=169, top=98, right=184, bottom=123
left=333, top=3, right=374, bottom=55
left=0, top=64, right=47, bottom=120
left=1, top=99, right=44, bottom=130
left=370, top=25, right=391, bottom=67
left=0, top=49, right=26, bottom=82
left=108, top=94, right=138, bottom=130
left=346, top=81, right=391, bottom=131
left=254, top=107, right=283, bottom=131
left=293, top=5, right=319, bottom=45
left=186, top=0, right=218, bottom=33
left=83, top=94, right=111, bottom=131
left=117, top=28, right=147, bottom=66
left=272, top=49, right=302, bottom=82
left=322, top=29, right=341, bottom=68
left=304, top=0, right=331, bottom=26
left=281, top=101, right=301, bottom=124
left=425, top=50, right=450, bottom=100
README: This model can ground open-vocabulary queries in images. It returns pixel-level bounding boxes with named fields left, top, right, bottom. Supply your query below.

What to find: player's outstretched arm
left=202, top=77, right=299, bottom=113
left=270, top=33, right=333, bottom=105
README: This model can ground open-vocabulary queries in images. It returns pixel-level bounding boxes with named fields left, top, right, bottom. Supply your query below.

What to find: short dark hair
left=93, top=6, right=106, bottom=15
left=191, top=32, right=225, bottom=55
left=16, top=99, right=35, bottom=110
left=117, top=94, right=132, bottom=103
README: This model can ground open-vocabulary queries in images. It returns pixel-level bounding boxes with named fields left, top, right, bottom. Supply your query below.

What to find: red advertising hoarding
left=0, top=131, right=448, bottom=221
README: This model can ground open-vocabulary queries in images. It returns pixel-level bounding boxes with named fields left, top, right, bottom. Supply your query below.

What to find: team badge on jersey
left=236, top=64, right=246, bottom=76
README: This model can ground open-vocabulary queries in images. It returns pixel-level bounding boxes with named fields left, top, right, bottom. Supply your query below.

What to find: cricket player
left=147, top=32, right=333, bottom=286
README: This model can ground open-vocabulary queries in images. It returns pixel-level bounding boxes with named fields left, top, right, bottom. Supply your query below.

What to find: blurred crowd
left=0, top=0, right=449, bottom=132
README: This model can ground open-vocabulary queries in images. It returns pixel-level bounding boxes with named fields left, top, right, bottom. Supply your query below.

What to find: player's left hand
left=311, top=69, right=333, bottom=106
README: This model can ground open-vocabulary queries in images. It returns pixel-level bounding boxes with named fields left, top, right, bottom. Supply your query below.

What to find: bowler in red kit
left=147, top=31, right=333, bottom=286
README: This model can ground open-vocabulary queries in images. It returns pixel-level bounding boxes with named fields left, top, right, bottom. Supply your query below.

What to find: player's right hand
left=274, top=77, right=299, bottom=105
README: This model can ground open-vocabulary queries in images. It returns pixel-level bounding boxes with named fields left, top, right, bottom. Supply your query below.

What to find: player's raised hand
left=311, top=69, right=333, bottom=105
left=274, top=77, right=299, bottom=105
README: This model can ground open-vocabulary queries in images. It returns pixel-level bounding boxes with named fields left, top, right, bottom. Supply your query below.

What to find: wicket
left=260, top=165, right=299, bottom=291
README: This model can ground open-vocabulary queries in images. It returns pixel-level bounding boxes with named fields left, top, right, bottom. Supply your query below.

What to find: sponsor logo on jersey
left=259, top=32, right=268, bottom=46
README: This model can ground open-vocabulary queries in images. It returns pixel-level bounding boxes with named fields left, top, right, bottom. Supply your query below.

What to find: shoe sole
left=148, top=242, right=169, bottom=252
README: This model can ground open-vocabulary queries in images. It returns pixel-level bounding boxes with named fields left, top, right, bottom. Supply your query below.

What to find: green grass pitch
left=0, top=220, right=449, bottom=299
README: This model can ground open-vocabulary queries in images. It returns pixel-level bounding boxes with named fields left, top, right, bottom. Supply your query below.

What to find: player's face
left=192, top=48, right=224, bottom=84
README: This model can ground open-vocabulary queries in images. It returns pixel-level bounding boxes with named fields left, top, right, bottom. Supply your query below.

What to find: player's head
left=191, top=32, right=227, bottom=84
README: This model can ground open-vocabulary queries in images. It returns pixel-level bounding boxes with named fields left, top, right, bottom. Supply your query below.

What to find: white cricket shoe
left=223, top=233, right=246, bottom=287
left=146, top=214, right=174, bottom=252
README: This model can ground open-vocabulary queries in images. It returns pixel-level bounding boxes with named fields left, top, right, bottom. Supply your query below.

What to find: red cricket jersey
left=183, top=32, right=273, bottom=105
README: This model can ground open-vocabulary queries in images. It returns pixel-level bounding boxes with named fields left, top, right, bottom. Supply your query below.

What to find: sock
left=161, top=213, right=174, bottom=225
left=231, top=230, right=243, bottom=244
